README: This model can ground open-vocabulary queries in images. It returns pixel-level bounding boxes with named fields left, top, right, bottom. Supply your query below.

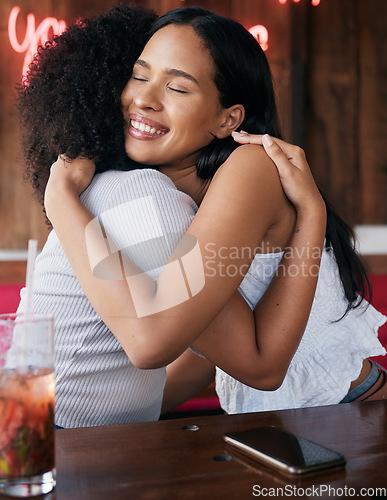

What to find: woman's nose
left=122, top=81, right=162, bottom=112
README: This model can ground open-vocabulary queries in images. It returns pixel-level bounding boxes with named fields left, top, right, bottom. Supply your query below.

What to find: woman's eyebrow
left=134, top=59, right=150, bottom=69
left=165, top=68, right=199, bottom=85
left=134, top=59, right=199, bottom=85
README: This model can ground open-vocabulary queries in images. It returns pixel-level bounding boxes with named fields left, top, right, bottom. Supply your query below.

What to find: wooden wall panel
left=0, top=260, right=26, bottom=285
left=0, top=0, right=52, bottom=250
left=306, top=0, right=360, bottom=225
left=358, top=0, right=387, bottom=224
left=306, top=0, right=387, bottom=226
left=229, top=0, right=294, bottom=142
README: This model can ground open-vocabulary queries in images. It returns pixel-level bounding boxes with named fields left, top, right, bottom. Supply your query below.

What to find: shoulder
left=83, top=168, right=197, bottom=213
left=89, top=168, right=175, bottom=197
left=227, top=143, right=273, bottom=165
left=214, top=144, right=281, bottom=188
left=82, top=168, right=196, bottom=209
left=195, top=144, right=289, bottom=236
left=208, top=144, right=283, bottom=202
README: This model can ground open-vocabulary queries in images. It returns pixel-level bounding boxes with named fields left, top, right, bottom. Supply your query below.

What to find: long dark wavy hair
left=148, top=7, right=371, bottom=314
left=17, top=5, right=157, bottom=207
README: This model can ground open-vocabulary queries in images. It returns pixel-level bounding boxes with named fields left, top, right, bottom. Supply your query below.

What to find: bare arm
left=162, top=205, right=324, bottom=396
left=45, top=141, right=325, bottom=385
left=45, top=146, right=286, bottom=365
left=161, top=350, right=215, bottom=414
left=194, top=134, right=326, bottom=388
left=162, top=135, right=325, bottom=408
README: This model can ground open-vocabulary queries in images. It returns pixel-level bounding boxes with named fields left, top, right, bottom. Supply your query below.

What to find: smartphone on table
left=224, top=426, right=346, bottom=476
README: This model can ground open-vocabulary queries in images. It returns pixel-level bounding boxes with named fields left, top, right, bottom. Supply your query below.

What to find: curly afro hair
left=17, top=5, right=157, bottom=206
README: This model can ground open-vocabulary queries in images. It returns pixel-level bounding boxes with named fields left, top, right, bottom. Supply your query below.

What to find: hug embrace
left=17, top=6, right=386, bottom=428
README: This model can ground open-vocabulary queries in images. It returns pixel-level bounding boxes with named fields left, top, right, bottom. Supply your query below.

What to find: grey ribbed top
left=18, top=169, right=197, bottom=428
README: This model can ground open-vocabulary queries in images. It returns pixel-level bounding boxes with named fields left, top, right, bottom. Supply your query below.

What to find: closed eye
left=168, top=87, right=188, bottom=94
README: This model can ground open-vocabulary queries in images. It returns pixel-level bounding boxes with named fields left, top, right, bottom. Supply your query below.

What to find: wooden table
left=48, top=401, right=387, bottom=499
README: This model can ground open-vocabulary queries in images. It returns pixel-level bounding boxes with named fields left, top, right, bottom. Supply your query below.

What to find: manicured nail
left=232, top=131, right=244, bottom=136
left=262, top=134, right=274, bottom=147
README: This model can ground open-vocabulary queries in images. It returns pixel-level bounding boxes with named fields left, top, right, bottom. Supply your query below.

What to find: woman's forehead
left=140, top=24, right=214, bottom=80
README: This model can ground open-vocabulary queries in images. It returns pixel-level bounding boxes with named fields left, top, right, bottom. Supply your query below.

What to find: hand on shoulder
left=232, top=132, right=325, bottom=217
left=214, top=141, right=282, bottom=189
left=197, top=141, right=292, bottom=248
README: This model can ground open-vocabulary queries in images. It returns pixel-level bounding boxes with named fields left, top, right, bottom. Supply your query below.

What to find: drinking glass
left=0, top=313, right=55, bottom=497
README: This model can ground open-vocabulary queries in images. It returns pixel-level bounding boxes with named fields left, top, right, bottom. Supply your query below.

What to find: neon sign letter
left=278, top=0, right=321, bottom=4
left=248, top=25, right=269, bottom=52
left=8, top=6, right=66, bottom=77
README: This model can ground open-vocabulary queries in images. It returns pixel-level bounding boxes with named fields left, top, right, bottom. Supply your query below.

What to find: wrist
left=292, top=200, right=327, bottom=246
left=296, top=197, right=326, bottom=225
left=44, top=179, right=80, bottom=222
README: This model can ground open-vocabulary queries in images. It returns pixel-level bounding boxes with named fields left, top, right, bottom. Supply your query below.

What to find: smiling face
left=121, top=25, right=233, bottom=171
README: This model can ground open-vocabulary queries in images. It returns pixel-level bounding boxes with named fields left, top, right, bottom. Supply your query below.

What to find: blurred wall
left=0, top=0, right=386, bottom=250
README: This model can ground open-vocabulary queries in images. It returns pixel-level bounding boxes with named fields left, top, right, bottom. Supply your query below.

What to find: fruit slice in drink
left=0, top=368, right=55, bottom=478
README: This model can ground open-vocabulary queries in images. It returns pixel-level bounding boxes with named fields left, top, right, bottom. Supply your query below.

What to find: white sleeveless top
left=216, top=248, right=387, bottom=413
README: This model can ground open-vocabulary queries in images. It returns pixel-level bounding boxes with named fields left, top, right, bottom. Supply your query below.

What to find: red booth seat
left=0, top=284, right=23, bottom=314
left=369, top=276, right=387, bottom=369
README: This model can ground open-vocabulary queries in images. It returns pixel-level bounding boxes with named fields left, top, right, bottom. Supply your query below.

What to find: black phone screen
left=224, top=426, right=345, bottom=474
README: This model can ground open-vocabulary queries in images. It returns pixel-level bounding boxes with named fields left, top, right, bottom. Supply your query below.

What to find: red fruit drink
left=0, top=313, right=55, bottom=496
left=0, top=368, right=55, bottom=479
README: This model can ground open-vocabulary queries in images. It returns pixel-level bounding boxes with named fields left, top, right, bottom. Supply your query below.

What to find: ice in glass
left=0, top=314, right=55, bottom=497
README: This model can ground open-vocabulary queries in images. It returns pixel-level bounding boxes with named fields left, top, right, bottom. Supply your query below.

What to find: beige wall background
left=0, top=0, right=386, bottom=251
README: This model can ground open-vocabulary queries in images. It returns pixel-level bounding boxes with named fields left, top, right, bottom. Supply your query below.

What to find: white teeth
left=130, top=120, right=164, bottom=135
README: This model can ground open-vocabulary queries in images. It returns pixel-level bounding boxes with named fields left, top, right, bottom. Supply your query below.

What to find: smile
left=130, top=120, right=165, bottom=135
left=129, top=114, right=169, bottom=138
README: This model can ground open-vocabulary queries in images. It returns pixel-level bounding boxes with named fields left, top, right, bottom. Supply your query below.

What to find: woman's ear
left=216, top=104, right=245, bottom=139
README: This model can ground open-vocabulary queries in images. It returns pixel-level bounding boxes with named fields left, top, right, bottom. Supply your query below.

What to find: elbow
left=115, top=325, right=180, bottom=370
left=129, top=351, right=169, bottom=370
left=261, top=376, right=284, bottom=392
left=132, top=359, right=167, bottom=370
left=246, top=369, right=287, bottom=391
left=131, top=358, right=160, bottom=370
left=125, top=340, right=178, bottom=370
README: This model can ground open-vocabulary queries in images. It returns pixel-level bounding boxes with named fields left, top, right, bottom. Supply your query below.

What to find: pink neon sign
left=248, top=25, right=269, bottom=51
left=8, top=6, right=66, bottom=77
left=279, top=0, right=321, bottom=4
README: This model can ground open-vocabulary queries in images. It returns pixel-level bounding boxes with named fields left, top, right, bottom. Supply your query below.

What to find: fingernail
left=232, top=131, right=244, bottom=136
left=262, top=134, right=274, bottom=147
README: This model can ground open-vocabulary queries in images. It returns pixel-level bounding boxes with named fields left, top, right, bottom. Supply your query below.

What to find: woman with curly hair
left=18, top=5, right=156, bottom=206
left=17, top=7, right=386, bottom=428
